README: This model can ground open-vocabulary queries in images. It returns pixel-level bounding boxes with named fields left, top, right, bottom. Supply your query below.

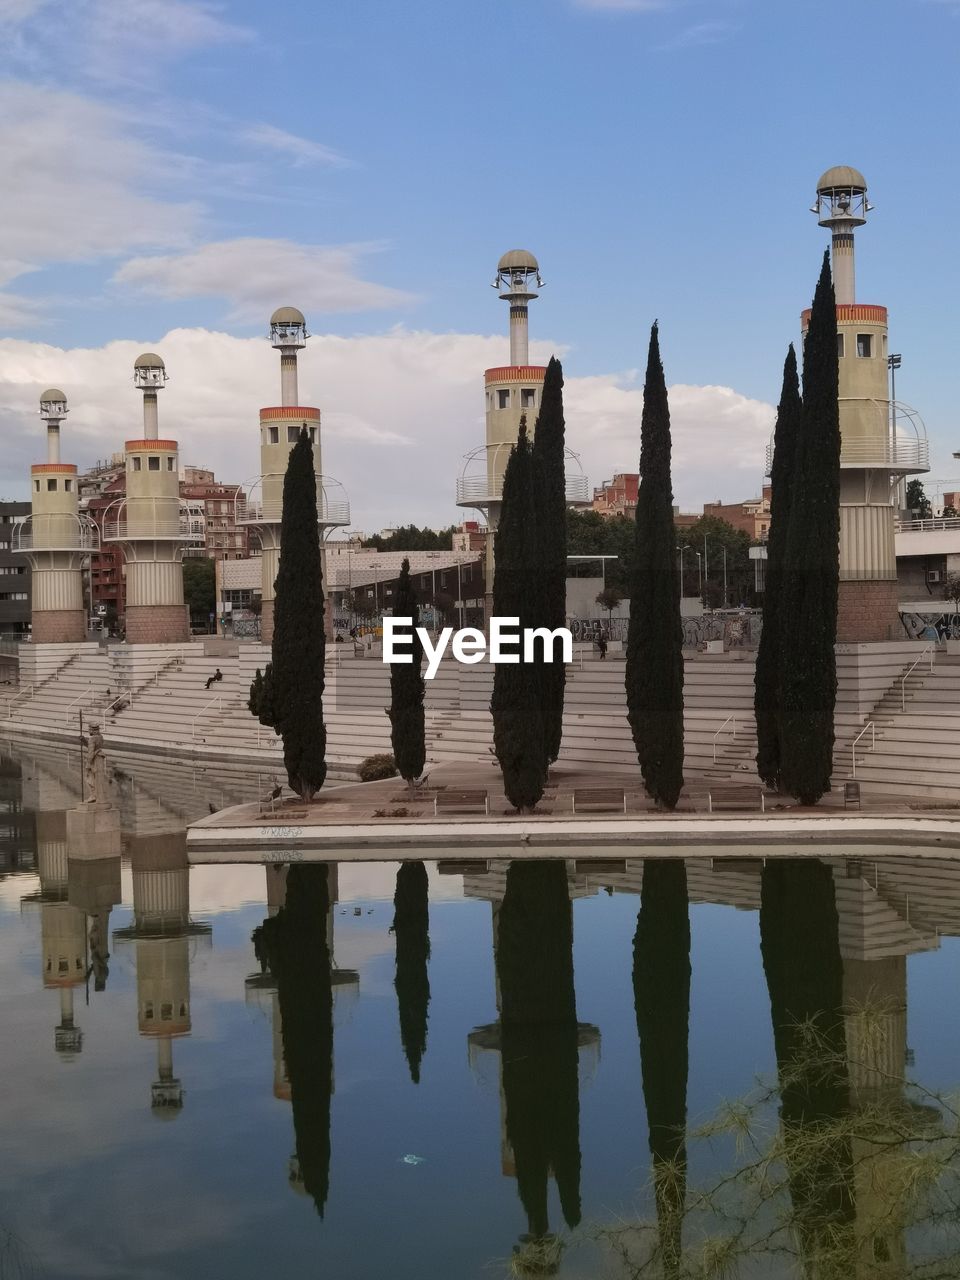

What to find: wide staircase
left=1, top=646, right=114, bottom=732
left=843, top=651, right=960, bottom=800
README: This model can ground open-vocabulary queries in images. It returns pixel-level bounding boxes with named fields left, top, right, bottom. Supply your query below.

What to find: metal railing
left=105, top=689, right=132, bottom=716
left=12, top=516, right=99, bottom=553
left=896, top=516, right=960, bottom=533
left=713, top=715, right=737, bottom=764
left=236, top=495, right=351, bottom=528
left=192, top=695, right=222, bottom=741
left=65, top=685, right=96, bottom=720
left=900, top=645, right=935, bottom=711
left=851, top=721, right=876, bottom=778
left=766, top=433, right=929, bottom=475
left=456, top=473, right=590, bottom=507
left=2, top=684, right=34, bottom=719
left=255, top=721, right=282, bottom=749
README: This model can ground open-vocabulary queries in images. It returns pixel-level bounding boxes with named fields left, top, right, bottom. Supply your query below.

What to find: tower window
left=47, top=478, right=57, bottom=491
left=148, top=456, right=160, bottom=471
left=856, top=333, right=872, bottom=358
left=132, top=457, right=142, bottom=471
left=64, top=479, right=72, bottom=491
left=287, top=425, right=299, bottom=443
left=167, top=457, right=175, bottom=471
left=837, top=334, right=845, bottom=358
left=268, top=426, right=279, bottom=444
left=497, top=389, right=510, bottom=409
left=34, top=480, right=40, bottom=492
left=521, top=388, right=536, bottom=409
left=309, top=426, right=316, bottom=442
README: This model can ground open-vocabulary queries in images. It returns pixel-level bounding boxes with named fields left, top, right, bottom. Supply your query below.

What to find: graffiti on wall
left=566, top=610, right=764, bottom=650
left=900, top=611, right=960, bottom=641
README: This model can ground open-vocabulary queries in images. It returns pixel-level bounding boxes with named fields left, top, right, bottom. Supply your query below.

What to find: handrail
left=2, top=683, right=34, bottom=719
left=900, top=645, right=935, bottom=711
left=712, top=715, right=737, bottom=764
left=851, top=721, right=876, bottom=778
left=192, top=695, right=222, bottom=740
left=65, top=685, right=96, bottom=719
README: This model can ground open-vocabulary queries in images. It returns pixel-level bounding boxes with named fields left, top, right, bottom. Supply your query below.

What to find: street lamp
left=721, top=545, right=728, bottom=608
left=695, top=551, right=702, bottom=601
left=676, top=545, right=688, bottom=598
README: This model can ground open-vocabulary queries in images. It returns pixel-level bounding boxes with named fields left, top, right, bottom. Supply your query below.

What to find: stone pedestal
left=66, top=802, right=121, bottom=859
left=125, top=604, right=190, bottom=644
left=31, top=609, right=87, bottom=644
left=837, top=580, right=902, bottom=644
left=68, top=854, right=122, bottom=914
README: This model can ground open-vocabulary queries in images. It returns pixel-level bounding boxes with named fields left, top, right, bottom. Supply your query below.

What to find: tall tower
left=107, top=355, right=196, bottom=644
left=17, top=390, right=95, bottom=644
left=457, top=252, right=588, bottom=620
left=240, top=307, right=349, bottom=646
left=810, top=167, right=929, bottom=642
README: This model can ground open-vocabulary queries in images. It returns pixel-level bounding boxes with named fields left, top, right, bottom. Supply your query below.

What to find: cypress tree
left=779, top=255, right=841, bottom=805
left=248, top=663, right=279, bottom=732
left=392, top=861, right=430, bottom=1084
left=253, top=865, right=333, bottom=1216
left=759, top=859, right=854, bottom=1261
left=388, top=559, right=426, bottom=786
left=272, top=427, right=327, bottom=801
left=497, top=862, right=582, bottom=1242
left=532, top=356, right=568, bottom=768
left=633, top=859, right=690, bottom=1279
left=625, top=323, right=684, bottom=809
left=754, top=346, right=802, bottom=790
left=491, top=419, right=546, bottom=812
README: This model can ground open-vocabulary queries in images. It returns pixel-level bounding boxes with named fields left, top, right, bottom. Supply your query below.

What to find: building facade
left=0, top=502, right=31, bottom=636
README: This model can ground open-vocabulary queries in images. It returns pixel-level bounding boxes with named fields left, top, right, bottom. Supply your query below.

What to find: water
left=2, top=740, right=960, bottom=1279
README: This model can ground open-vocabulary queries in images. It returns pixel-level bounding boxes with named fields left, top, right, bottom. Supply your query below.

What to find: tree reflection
left=392, top=860, right=430, bottom=1084
left=497, top=860, right=582, bottom=1270
left=633, top=859, right=690, bottom=1279
left=254, top=864, right=333, bottom=1217
left=760, top=858, right=856, bottom=1267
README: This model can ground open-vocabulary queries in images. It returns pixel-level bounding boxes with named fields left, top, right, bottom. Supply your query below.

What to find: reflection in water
left=633, top=860, right=689, bottom=1278
left=392, top=861, right=431, bottom=1084
left=255, top=865, right=334, bottom=1216
left=497, top=861, right=583, bottom=1273
left=760, top=859, right=856, bottom=1267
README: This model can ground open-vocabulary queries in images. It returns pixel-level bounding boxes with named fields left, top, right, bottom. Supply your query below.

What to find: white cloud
left=112, top=239, right=414, bottom=321
left=0, top=84, right=199, bottom=278
left=242, top=124, right=350, bottom=169
left=0, top=327, right=774, bottom=529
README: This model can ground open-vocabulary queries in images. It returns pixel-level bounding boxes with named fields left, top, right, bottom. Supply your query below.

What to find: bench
left=433, top=789, right=489, bottom=817
left=571, top=788, right=627, bottom=814
left=707, top=786, right=766, bottom=813
left=843, top=781, right=861, bottom=809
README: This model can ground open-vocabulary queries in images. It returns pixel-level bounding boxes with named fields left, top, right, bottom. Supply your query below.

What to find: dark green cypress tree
left=497, top=862, right=582, bottom=1242
left=532, top=357, right=568, bottom=768
left=392, top=860, right=430, bottom=1084
left=272, top=428, right=327, bottom=801
left=625, top=323, right=684, bottom=809
left=633, top=859, right=690, bottom=1279
left=388, top=559, right=426, bottom=786
left=779, top=255, right=841, bottom=805
left=491, top=419, right=546, bottom=812
left=253, top=865, right=333, bottom=1216
left=249, top=663, right=279, bottom=732
left=754, top=346, right=802, bottom=790
left=759, top=859, right=854, bottom=1262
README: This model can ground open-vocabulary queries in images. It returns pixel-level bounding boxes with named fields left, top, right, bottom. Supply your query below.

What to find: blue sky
left=1, top=0, right=959, bottom=526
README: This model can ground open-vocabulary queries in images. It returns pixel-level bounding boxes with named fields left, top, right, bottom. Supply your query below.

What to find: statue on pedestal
left=82, top=723, right=110, bottom=806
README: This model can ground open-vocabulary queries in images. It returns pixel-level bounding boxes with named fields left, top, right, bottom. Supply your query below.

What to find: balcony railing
left=12, top=516, right=98, bottom=554
left=765, top=435, right=929, bottom=475
left=236, top=496, right=351, bottom=528
left=457, top=473, right=591, bottom=507
left=896, top=516, right=960, bottom=533
left=102, top=517, right=202, bottom=542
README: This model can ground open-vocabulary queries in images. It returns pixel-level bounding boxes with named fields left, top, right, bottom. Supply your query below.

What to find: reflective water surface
left=2, top=740, right=960, bottom=1279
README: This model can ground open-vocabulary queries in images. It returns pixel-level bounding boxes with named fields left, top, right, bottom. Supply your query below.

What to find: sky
left=1, top=0, right=959, bottom=531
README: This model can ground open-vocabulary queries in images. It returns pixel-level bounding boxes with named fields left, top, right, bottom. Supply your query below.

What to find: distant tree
left=253, top=865, right=333, bottom=1217
left=182, top=556, right=216, bottom=624
left=362, top=524, right=456, bottom=552
left=943, top=504, right=958, bottom=520
left=388, top=559, right=426, bottom=787
left=944, top=573, right=960, bottom=615
left=906, top=479, right=933, bottom=520
left=391, top=861, right=430, bottom=1084
left=778, top=254, right=841, bottom=806
left=755, top=345, right=802, bottom=791
left=532, top=356, right=568, bottom=767
left=676, top=515, right=754, bottom=607
left=490, top=419, right=545, bottom=812
left=567, top=509, right=634, bottom=594
left=430, top=590, right=455, bottom=627
left=596, top=585, right=623, bottom=625
left=625, top=323, right=684, bottom=810
left=272, top=427, right=327, bottom=801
